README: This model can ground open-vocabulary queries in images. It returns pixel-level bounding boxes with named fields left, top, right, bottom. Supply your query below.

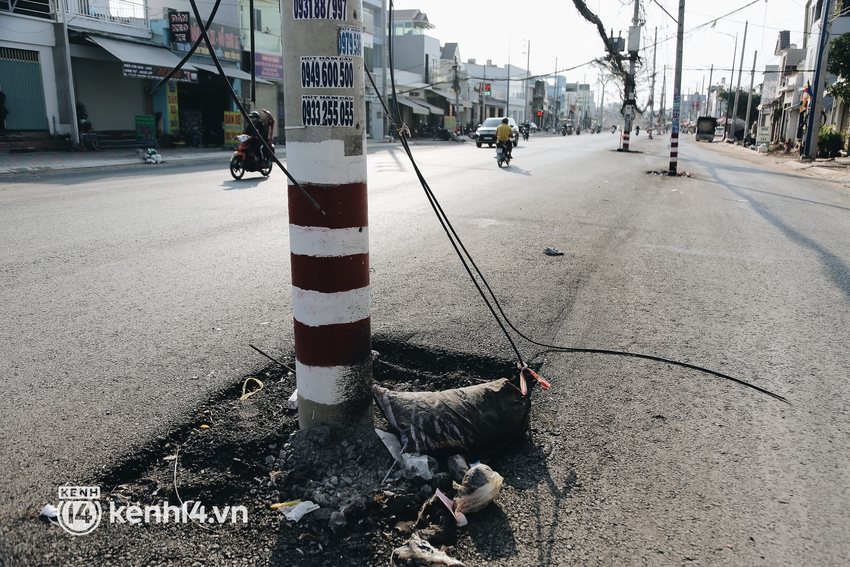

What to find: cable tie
left=517, top=362, right=550, bottom=395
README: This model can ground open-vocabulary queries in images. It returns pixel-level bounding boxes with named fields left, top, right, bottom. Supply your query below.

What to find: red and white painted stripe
left=669, top=132, right=679, bottom=174
left=622, top=131, right=630, bottom=151
left=287, top=139, right=371, bottom=427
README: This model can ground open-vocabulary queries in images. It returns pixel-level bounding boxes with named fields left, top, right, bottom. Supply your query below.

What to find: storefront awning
left=411, top=99, right=444, bottom=116
left=87, top=36, right=191, bottom=69
left=87, top=36, right=196, bottom=81
left=393, top=97, right=428, bottom=115
left=192, top=63, right=272, bottom=84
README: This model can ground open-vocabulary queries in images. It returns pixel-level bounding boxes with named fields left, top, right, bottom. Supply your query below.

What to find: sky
left=394, top=0, right=812, bottom=107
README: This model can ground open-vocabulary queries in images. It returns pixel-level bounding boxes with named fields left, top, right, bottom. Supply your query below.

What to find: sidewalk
left=0, top=146, right=245, bottom=176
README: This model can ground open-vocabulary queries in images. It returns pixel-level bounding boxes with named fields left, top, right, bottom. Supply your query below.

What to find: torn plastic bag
left=453, top=463, right=503, bottom=515
left=373, top=378, right=530, bottom=459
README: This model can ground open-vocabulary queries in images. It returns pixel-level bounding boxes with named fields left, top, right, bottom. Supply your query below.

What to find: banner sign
left=135, top=115, right=156, bottom=145
left=171, top=18, right=241, bottom=62
left=122, top=63, right=195, bottom=82
left=224, top=111, right=242, bottom=147
left=254, top=53, right=283, bottom=81
left=167, top=83, right=179, bottom=133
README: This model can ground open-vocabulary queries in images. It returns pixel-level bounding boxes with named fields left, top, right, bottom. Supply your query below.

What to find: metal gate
left=0, top=47, right=49, bottom=131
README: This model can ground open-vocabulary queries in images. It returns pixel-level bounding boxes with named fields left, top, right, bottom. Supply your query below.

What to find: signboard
left=169, top=12, right=190, bottom=44
left=444, top=116, right=456, bottom=131
left=122, top=63, right=195, bottom=82
left=135, top=115, right=156, bottom=145
left=293, top=0, right=348, bottom=20
left=757, top=126, right=770, bottom=145
left=167, top=83, right=179, bottom=133
left=224, top=111, right=242, bottom=147
left=338, top=26, right=362, bottom=57
left=301, top=95, right=355, bottom=127
left=254, top=53, right=283, bottom=81
left=300, top=56, right=355, bottom=89
left=171, top=18, right=241, bottom=62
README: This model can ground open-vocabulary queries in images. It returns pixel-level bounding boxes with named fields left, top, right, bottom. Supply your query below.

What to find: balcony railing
left=1, top=0, right=53, bottom=20
left=64, top=0, right=148, bottom=28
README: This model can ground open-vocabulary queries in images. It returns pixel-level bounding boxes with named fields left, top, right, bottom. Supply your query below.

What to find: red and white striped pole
left=282, top=0, right=372, bottom=428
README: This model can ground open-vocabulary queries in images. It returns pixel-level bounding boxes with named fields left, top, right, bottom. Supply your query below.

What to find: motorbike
left=520, top=125, right=530, bottom=141
left=230, top=134, right=274, bottom=179
left=611, top=125, right=617, bottom=134
left=496, top=142, right=511, bottom=167
left=576, top=126, right=581, bottom=136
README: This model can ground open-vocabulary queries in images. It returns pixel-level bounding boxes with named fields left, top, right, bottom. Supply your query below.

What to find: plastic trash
left=375, top=429, right=437, bottom=481
left=40, top=504, right=58, bottom=519
left=452, top=464, right=503, bottom=515
left=280, top=500, right=319, bottom=522
left=392, top=532, right=466, bottom=566
left=373, top=378, right=530, bottom=459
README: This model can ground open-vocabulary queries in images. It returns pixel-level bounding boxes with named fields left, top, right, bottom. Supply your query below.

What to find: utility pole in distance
left=621, top=0, right=641, bottom=151
left=282, top=0, right=372, bottom=429
left=669, top=0, right=685, bottom=175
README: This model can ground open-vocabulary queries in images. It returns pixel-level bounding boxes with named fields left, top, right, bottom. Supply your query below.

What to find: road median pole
left=282, top=0, right=372, bottom=428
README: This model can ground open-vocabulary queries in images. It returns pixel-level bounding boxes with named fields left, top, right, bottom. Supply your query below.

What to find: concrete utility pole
left=621, top=0, right=641, bottom=151
left=282, top=0, right=372, bottom=429
left=669, top=0, right=685, bottom=175
left=382, top=0, right=388, bottom=138
left=660, top=66, right=666, bottom=125
left=745, top=50, right=757, bottom=142
left=732, top=21, right=748, bottom=141
left=723, top=34, right=738, bottom=139
left=804, top=0, right=833, bottom=160
left=706, top=64, right=713, bottom=116
left=649, top=26, right=657, bottom=133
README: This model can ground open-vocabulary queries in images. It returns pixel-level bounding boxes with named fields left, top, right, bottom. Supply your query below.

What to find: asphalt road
left=1, top=132, right=849, bottom=564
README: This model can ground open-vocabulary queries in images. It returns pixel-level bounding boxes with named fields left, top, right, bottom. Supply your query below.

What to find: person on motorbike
left=496, top=118, right=514, bottom=160
left=244, top=110, right=269, bottom=164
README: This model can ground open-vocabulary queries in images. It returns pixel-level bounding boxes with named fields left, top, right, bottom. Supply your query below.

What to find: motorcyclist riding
left=496, top=118, right=513, bottom=160
left=244, top=110, right=269, bottom=164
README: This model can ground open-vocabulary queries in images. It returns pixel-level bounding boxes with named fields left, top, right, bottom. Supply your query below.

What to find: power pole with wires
left=281, top=0, right=372, bottom=429
left=621, top=0, right=641, bottom=151
left=668, top=0, right=685, bottom=175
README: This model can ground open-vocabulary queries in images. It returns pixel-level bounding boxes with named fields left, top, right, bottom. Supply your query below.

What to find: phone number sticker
left=301, top=95, right=355, bottom=127
left=293, top=0, right=347, bottom=20
left=338, top=27, right=362, bottom=57
left=300, top=57, right=355, bottom=89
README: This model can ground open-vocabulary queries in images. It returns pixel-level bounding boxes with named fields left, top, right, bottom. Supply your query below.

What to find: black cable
left=376, top=1, right=786, bottom=404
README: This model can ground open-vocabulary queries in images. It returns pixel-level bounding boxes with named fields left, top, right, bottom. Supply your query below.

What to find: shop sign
left=135, top=115, right=156, bottom=145
left=224, top=111, right=242, bottom=147
left=172, top=19, right=242, bottom=62
left=254, top=53, right=283, bottom=81
left=167, top=83, right=180, bottom=133
left=122, top=63, right=196, bottom=82
left=169, top=12, right=190, bottom=44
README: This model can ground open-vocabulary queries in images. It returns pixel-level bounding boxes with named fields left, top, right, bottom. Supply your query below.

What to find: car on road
left=476, top=117, right=519, bottom=148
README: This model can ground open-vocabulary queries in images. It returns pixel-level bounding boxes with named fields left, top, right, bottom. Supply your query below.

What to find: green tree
left=826, top=33, right=850, bottom=103
left=716, top=88, right=761, bottom=122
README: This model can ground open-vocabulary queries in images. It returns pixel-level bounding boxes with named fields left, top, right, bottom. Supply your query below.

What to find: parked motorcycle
left=230, top=134, right=273, bottom=179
